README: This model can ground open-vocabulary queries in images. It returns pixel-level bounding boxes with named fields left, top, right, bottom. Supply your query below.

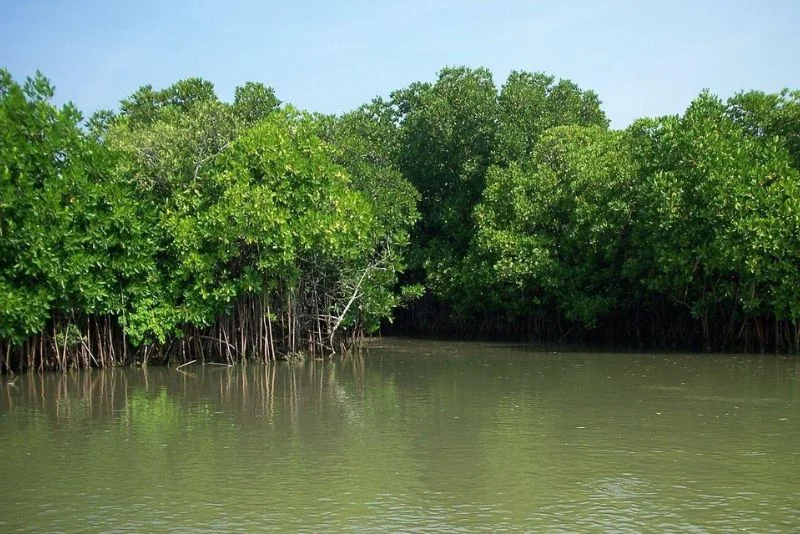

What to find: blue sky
left=2, top=0, right=799, bottom=128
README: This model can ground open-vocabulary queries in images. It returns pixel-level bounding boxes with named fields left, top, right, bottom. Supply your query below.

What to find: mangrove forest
left=2, top=66, right=800, bottom=372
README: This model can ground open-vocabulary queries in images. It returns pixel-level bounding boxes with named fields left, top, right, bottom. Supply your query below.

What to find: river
left=1, top=338, right=798, bottom=532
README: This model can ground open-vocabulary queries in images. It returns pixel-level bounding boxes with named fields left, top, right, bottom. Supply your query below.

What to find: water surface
left=1, top=339, right=798, bottom=531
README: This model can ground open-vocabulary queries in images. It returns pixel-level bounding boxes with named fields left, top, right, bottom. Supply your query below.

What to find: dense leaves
left=628, top=93, right=800, bottom=348
left=463, top=90, right=800, bottom=350
left=0, top=72, right=417, bottom=370
left=389, top=67, right=609, bottom=307
left=106, top=79, right=417, bottom=352
left=0, top=69, right=154, bottom=351
left=2, top=66, right=800, bottom=372
left=475, top=126, right=636, bottom=325
left=384, top=67, right=799, bottom=351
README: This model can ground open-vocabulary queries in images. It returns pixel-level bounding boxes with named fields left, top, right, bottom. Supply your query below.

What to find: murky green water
left=1, top=339, right=799, bottom=532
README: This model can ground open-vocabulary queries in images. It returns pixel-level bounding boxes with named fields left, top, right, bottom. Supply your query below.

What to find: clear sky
left=2, top=0, right=799, bottom=128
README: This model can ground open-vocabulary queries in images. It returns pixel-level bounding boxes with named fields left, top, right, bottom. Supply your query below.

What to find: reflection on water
left=1, top=339, right=799, bottom=532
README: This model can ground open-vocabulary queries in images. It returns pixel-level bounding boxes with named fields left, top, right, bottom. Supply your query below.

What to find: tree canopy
left=1, top=66, right=799, bottom=372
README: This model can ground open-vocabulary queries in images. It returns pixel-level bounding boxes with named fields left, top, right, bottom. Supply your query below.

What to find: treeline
left=1, top=67, right=799, bottom=372
left=377, top=67, right=800, bottom=353
left=0, top=71, right=417, bottom=372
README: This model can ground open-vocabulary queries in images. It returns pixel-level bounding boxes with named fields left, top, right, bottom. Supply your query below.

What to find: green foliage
left=106, top=75, right=412, bottom=345
left=392, top=69, right=799, bottom=347
left=3, top=66, right=800, bottom=360
left=233, top=81, right=281, bottom=125
left=495, top=71, right=609, bottom=165
left=395, top=66, right=499, bottom=271
left=727, top=89, right=800, bottom=169
left=473, top=126, right=635, bottom=324
left=324, top=100, right=421, bottom=327
left=1, top=71, right=417, bottom=361
left=630, top=92, right=800, bottom=326
left=388, top=66, right=610, bottom=316
left=118, top=77, right=217, bottom=128
left=0, top=69, right=154, bottom=345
